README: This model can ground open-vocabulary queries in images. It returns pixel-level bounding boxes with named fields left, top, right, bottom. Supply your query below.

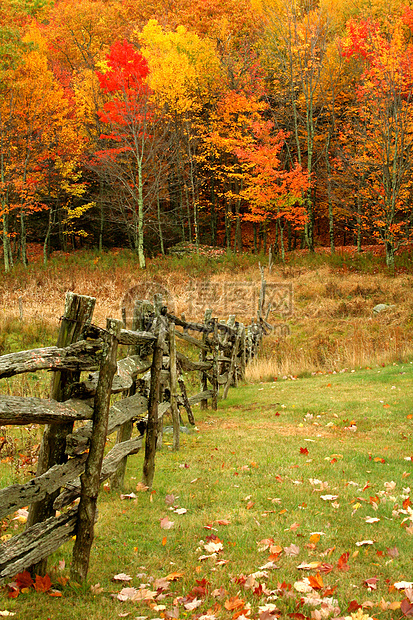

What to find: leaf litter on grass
left=2, top=365, right=413, bottom=620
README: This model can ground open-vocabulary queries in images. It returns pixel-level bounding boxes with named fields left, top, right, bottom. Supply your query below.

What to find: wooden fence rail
left=0, top=277, right=271, bottom=584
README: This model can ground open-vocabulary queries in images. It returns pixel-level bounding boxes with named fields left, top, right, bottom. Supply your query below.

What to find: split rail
left=0, top=281, right=272, bottom=584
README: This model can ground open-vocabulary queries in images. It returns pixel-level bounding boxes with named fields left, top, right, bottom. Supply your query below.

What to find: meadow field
left=0, top=247, right=412, bottom=620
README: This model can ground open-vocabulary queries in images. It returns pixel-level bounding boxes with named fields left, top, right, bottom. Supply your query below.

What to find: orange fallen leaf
left=165, top=572, right=184, bottom=581
left=34, top=574, right=52, bottom=593
left=309, top=534, right=320, bottom=544
left=308, top=573, right=324, bottom=590
left=224, top=596, right=245, bottom=611
left=162, top=536, right=167, bottom=546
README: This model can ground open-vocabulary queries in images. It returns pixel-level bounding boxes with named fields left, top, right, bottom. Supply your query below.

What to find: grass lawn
left=1, top=361, right=413, bottom=620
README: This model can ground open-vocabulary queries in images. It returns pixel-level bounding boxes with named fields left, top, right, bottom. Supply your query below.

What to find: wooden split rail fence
left=0, top=283, right=271, bottom=584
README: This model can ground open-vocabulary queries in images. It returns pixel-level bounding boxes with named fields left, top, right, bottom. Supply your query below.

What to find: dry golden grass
left=1, top=250, right=412, bottom=381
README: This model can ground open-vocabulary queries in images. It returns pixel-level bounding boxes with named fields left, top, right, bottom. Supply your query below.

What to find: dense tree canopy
left=1, top=0, right=413, bottom=269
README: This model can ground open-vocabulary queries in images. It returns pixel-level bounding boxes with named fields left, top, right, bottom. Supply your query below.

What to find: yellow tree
left=137, top=19, right=223, bottom=249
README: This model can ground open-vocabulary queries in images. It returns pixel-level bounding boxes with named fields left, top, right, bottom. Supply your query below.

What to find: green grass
left=1, top=362, right=413, bottom=619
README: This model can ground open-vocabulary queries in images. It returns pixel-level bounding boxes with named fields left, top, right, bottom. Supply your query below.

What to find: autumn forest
left=2, top=0, right=413, bottom=271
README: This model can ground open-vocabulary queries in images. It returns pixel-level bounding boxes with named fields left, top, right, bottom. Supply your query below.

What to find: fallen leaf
left=165, top=572, right=184, bottom=581
left=284, top=544, right=300, bottom=556
left=174, top=508, right=187, bottom=514
left=184, top=598, right=203, bottom=611
left=355, top=540, right=374, bottom=546
left=0, top=612, right=16, bottom=617
left=117, top=587, right=139, bottom=602
left=90, top=583, right=104, bottom=594
left=204, top=541, right=223, bottom=553
left=120, top=492, right=137, bottom=500
left=337, top=552, right=350, bottom=571
left=364, top=578, right=378, bottom=590
left=365, top=517, right=380, bottom=524
left=160, top=517, right=174, bottom=530
left=401, top=599, right=413, bottom=617
left=34, top=574, right=52, bottom=593
left=136, top=483, right=149, bottom=492
left=320, top=495, right=339, bottom=501
left=297, top=562, right=322, bottom=570
left=308, top=573, right=324, bottom=590
left=224, top=596, right=245, bottom=611
left=386, top=546, right=399, bottom=558
left=12, top=509, right=28, bottom=524
left=14, top=571, right=33, bottom=589
left=113, top=573, right=132, bottom=582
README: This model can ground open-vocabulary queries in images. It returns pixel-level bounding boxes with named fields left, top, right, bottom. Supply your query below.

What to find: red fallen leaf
left=7, top=584, right=20, bottom=599
left=15, top=571, right=33, bottom=589
left=364, top=577, right=378, bottom=590
left=246, top=501, right=255, bottom=510
left=275, top=475, right=283, bottom=483
left=403, top=497, right=411, bottom=510
left=217, top=519, right=230, bottom=525
left=401, top=598, right=413, bottom=617
left=387, top=546, right=399, bottom=558
left=337, top=551, right=350, bottom=571
left=308, top=573, right=324, bottom=590
left=277, top=581, right=292, bottom=594
left=376, top=550, right=384, bottom=557
left=347, top=600, right=362, bottom=613
left=373, top=457, right=385, bottom=463
left=205, top=534, right=222, bottom=543
left=319, top=563, right=334, bottom=574
left=324, top=586, right=337, bottom=596
left=234, top=575, right=247, bottom=585
left=330, top=458, right=337, bottom=464
left=363, top=481, right=371, bottom=491
left=34, top=574, right=52, bottom=593
left=300, top=447, right=309, bottom=455
left=253, top=583, right=264, bottom=596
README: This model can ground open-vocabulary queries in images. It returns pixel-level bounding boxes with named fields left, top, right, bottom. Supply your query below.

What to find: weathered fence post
left=223, top=325, right=241, bottom=399
left=211, top=319, right=219, bottom=410
left=169, top=321, right=180, bottom=451
left=142, top=298, right=166, bottom=489
left=110, top=300, right=152, bottom=492
left=71, top=318, right=122, bottom=583
left=200, top=309, right=212, bottom=410
left=27, top=292, right=96, bottom=576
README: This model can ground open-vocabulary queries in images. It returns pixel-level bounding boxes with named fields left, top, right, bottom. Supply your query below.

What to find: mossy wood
left=0, top=339, right=101, bottom=379
left=0, top=453, right=88, bottom=519
left=71, top=318, right=122, bottom=583
left=0, top=395, right=93, bottom=425
left=0, top=507, right=79, bottom=583
left=65, top=393, right=148, bottom=455
left=54, top=437, right=143, bottom=510
left=27, top=292, right=96, bottom=576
